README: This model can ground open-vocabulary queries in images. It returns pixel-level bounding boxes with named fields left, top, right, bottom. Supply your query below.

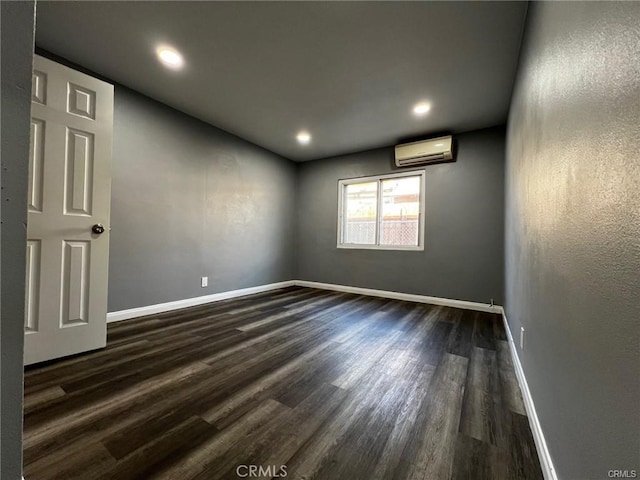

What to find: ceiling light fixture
left=413, top=102, right=431, bottom=116
left=156, top=46, right=184, bottom=70
left=296, top=131, right=311, bottom=145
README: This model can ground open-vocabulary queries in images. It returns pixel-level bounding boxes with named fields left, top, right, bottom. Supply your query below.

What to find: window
left=337, top=170, right=425, bottom=250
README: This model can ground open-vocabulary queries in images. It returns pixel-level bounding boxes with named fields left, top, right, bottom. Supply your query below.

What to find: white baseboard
left=294, top=280, right=502, bottom=313
left=107, top=279, right=501, bottom=323
left=500, top=308, right=558, bottom=480
left=106, top=281, right=296, bottom=323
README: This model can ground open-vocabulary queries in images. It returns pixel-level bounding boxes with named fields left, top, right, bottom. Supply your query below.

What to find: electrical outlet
left=201, top=276, right=208, bottom=288
left=520, top=327, right=525, bottom=350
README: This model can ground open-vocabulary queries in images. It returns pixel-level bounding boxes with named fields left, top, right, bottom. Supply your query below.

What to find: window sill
left=337, top=244, right=424, bottom=252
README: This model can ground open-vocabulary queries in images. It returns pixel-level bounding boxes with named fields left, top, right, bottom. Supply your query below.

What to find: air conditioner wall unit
left=394, top=135, right=454, bottom=167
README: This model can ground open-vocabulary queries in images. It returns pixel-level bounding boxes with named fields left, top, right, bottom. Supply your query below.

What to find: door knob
left=92, top=224, right=105, bottom=234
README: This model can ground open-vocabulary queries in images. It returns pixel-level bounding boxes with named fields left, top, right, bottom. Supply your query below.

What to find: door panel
left=61, top=240, right=91, bottom=326
left=24, top=240, right=42, bottom=333
left=32, top=69, right=47, bottom=104
left=24, top=55, right=114, bottom=365
left=65, top=128, right=94, bottom=216
left=28, top=118, right=45, bottom=212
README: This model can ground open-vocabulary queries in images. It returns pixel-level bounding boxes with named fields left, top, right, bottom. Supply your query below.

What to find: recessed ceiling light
left=156, top=46, right=184, bottom=70
left=413, top=102, right=431, bottom=116
left=297, top=131, right=311, bottom=145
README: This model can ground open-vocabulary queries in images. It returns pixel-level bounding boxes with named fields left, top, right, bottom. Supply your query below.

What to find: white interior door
left=24, top=55, right=114, bottom=365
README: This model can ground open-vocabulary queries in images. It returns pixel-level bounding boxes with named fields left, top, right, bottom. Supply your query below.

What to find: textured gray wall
left=108, top=87, right=297, bottom=312
left=0, top=2, right=35, bottom=478
left=506, top=2, right=640, bottom=479
left=296, top=127, right=505, bottom=304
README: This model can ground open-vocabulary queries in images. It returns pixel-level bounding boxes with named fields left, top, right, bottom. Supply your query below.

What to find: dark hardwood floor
left=23, top=287, right=544, bottom=480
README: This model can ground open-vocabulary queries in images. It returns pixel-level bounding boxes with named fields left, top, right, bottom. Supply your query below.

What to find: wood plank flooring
left=23, top=287, right=544, bottom=480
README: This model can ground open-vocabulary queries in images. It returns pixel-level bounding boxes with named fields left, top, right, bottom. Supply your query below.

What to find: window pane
left=343, top=181, right=378, bottom=244
left=380, top=176, right=420, bottom=246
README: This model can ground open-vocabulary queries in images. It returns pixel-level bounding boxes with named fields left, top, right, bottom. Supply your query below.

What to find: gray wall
left=296, top=127, right=505, bottom=304
left=0, top=2, right=35, bottom=478
left=505, top=2, right=640, bottom=479
left=108, top=87, right=296, bottom=312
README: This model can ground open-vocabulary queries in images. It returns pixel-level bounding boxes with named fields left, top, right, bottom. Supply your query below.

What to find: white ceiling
left=35, top=1, right=527, bottom=161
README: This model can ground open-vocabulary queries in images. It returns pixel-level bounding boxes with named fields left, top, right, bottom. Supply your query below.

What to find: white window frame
left=337, top=169, right=426, bottom=251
